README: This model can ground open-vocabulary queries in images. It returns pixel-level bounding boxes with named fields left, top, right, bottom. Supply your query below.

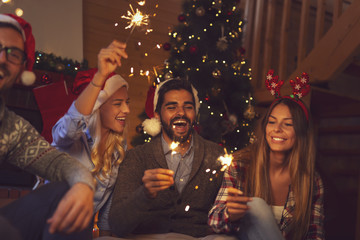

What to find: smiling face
left=155, top=89, right=196, bottom=144
left=99, top=86, right=130, bottom=135
left=0, top=27, right=25, bottom=91
left=265, top=103, right=296, bottom=154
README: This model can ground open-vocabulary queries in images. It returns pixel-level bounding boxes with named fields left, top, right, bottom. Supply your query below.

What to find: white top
left=271, top=205, right=284, bottom=224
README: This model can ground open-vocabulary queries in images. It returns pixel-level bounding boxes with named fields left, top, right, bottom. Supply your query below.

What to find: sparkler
left=170, top=141, right=181, bottom=180
left=218, top=148, right=234, bottom=171
left=121, top=4, right=150, bottom=43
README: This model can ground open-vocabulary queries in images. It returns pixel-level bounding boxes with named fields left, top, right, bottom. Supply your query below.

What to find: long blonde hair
left=242, top=98, right=315, bottom=240
left=88, top=109, right=126, bottom=179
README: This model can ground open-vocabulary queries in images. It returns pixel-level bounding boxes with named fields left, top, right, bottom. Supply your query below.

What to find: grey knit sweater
left=0, top=98, right=95, bottom=190
left=109, top=132, right=224, bottom=238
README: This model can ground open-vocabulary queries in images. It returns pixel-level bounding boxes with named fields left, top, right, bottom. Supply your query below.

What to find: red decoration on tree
left=41, top=73, right=52, bottom=84
left=189, top=45, right=198, bottom=54
left=227, top=11, right=233, bottom=16
left=163, top=42, right=171, bottom=51
left=178, top=14, right=186, bottom=22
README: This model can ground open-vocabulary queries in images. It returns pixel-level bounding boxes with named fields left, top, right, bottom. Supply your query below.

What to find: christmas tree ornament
left=163, top=42, right=171, bottom=51
left=180, top=45, right=186, bottom=51
left=217, top=25, right=228, bottom=52
left=176, top=35, right=182, bottom=42
left=216, top=36, right=228, bottom=51
left=212, top=0, right=222, bottom=10
left=212, top=68, right=221, bottom=78
left=164, top=72, right=173, bottom=80
left=55, top=63, right=65, bottom=72
left=41, top=73, right=52, bottom=84
left=211, top=86, right=221, bottom=97
left=189, top=45, right=198, bottom=54
left=178, top=13, right=186, bottom=22
left=136, top=124, right=144, bottom=134
left=243, top=104, right=255, bottom=120
left=229, top=114, right=238, bottom=126
left=196, top=6, right=205, bottom=16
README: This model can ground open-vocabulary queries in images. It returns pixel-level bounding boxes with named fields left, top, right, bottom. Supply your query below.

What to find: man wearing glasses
left=0, top=14, right=95, bottom=240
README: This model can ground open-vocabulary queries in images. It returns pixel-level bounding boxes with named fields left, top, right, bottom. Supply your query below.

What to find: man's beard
left=161, top=116, right=194, bottom=143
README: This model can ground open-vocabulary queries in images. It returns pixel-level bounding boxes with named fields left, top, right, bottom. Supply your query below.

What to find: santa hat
left=0, top=14, right=36, bottom=86
left=142, top=78, right=200, bottom=136
left=72, top=68, right=128, bottom=112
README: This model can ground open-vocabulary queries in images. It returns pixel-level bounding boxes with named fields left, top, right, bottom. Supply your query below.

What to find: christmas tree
left=133, top=0, right=255, bottom=152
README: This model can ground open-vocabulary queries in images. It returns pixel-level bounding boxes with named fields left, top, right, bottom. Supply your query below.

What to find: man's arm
left=4, top=110, right=95, bottom=233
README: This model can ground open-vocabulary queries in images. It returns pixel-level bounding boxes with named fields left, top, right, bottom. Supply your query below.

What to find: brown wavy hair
left=237, top=98, right=315, bottom=240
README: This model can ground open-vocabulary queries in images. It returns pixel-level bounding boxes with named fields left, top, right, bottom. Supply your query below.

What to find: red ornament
left=41, top=73, right=52, bottom=84
left=227, top=11, right=233, bottom=16
left=163, top=42, right=171, bottom=51
left=189, top=45, right=198, bottom=54
left=178, top=14, right=186, bottom=22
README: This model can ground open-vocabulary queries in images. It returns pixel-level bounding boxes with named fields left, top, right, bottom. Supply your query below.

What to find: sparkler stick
left=122, top=4, right=149, bottom=44
left=218, top=148, right=234, bottom=171
left=170, top=141, right=180, bottom=179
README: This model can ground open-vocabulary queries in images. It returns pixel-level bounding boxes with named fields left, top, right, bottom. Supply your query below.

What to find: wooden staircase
left=241, top=0, right=360, bottom=239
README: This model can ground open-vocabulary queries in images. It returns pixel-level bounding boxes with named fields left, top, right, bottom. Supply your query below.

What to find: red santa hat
left=0, top=14, right=36, bottom=86
left=72, top=68, right=129, bottom=112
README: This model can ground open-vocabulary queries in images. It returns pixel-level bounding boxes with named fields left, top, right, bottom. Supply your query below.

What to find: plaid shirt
left=208, top=160, right=325, bottom=240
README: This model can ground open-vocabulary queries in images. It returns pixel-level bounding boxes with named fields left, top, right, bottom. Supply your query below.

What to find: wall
left=0, top=0, right=83, bottom=61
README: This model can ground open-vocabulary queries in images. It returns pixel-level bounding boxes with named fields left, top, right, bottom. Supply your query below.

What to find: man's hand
left=142, top=168, right=174, bottom=199
left=47, top=182, right=94, bottom=234
left=226, top=187, right=252, bottom=222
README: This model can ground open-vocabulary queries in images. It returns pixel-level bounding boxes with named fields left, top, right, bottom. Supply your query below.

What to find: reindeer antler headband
left=266, top=69, right=310, bottom=120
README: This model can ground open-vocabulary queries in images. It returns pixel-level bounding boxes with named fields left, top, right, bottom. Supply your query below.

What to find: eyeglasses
left=0, top=44, right=26, bottom=65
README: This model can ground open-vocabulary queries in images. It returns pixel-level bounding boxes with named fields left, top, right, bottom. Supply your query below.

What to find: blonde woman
left=208, top=72, right=324, bottom=240
left=52, top=40, right=130, bottom=235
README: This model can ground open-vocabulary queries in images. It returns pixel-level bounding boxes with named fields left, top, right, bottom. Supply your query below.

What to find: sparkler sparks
left=122, top=4, right=149, bottom=30
left=218, top=149, right=234, bottom=171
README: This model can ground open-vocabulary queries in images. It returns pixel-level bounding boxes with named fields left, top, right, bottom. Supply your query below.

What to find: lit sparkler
left=218, top=149, right=233, bottom=171
left=121, top=4, right=149, bottom=43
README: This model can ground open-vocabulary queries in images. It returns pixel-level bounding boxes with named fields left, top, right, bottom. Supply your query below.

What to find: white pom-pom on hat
left=21, top=70, right=36, bottom=86
left=142, top=118, right=161, bottom=136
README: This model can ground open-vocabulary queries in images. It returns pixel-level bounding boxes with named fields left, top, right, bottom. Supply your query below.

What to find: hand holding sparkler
left=97, top=40, right=128, bottom=79
left=226, top=187, right=252, bottom=222
left=142, top=168, right=174, bottom=199
left=122, top=4, right=150, bottom=44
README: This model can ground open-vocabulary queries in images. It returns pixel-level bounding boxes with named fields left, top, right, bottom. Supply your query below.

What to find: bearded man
left=106, top=79, right=236, bottom=240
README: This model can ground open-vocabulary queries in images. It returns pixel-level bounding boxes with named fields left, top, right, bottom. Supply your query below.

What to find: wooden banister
left=279, top=0, right=291, bottom=79
left=315, top=0, right=326, bottom=45
left=250, top=0, right=265, bottom=88
left=262, top=0, right=276, bottom=88
left=333, top=0, right=343, bottom=23
left=298, top=0, right=311, bottom=63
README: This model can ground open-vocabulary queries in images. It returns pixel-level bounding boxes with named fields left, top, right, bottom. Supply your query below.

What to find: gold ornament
left=196, top=7, right=205, bottom=16
left=244, top=105, right=256, bottom=120
left=212, top=69, right=221, bottom=78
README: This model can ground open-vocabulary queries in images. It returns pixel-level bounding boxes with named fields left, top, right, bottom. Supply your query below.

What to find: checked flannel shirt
left=208, top=159, right=325, bottom=240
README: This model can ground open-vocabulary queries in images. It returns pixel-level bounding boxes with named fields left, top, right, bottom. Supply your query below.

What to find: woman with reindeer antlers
left=208, top=70, right=324, bottom=240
